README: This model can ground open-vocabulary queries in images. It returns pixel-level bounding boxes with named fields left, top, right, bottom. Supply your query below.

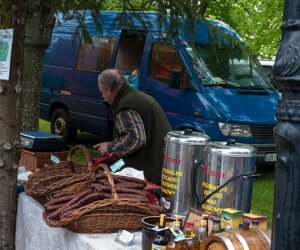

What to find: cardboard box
left=184, top=208, right=210, bottom=236
left=221, top=208, right=243, bottom=230
left=242, top=213, right=268, bottom=229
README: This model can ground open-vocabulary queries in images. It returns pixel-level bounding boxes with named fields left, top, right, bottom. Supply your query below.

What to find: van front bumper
left=250, top=143, right=277, bottom=165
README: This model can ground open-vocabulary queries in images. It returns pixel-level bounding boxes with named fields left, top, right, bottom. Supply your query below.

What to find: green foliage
left=104, top=1, right=198, bottom=38
left=205, top=0, right=283, bottom=58
left=103, top=0, right=283, bottom=58
left=48, top=0, right=282, bottom=58
left=103, top=0, right=156, bottom=11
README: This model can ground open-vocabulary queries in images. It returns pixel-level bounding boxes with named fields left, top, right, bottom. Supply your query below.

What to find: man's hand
left=93, top=142, right=110, bottom=156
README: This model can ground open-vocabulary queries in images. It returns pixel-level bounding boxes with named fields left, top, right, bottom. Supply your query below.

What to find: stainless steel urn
left=160, top=129, right=210, bottom=217
left=200, top=139, right=256, bottom=216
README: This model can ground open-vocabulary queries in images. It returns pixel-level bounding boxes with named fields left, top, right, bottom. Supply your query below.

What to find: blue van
left=40, top=11, right=279, bottom=165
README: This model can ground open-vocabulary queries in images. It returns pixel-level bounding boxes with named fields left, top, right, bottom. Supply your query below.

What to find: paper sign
left=0, top=29, right=13, bottom=80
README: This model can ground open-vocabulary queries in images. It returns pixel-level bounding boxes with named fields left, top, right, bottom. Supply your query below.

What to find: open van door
left=139, top=40, right=195, bottom=128
left=114, top=30, right=146, bottom=81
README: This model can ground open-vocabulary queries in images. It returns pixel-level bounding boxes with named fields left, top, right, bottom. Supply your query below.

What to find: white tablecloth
left=16, top=192, right=143, bottom=250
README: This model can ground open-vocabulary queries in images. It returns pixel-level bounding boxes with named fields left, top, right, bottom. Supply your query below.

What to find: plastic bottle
left=195, top=226, right=207, bottom=249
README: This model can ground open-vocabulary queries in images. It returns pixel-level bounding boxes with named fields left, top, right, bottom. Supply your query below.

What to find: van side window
left=150, top=43, right=191, bottom=89
left=76, top=36, right=116, bottom=72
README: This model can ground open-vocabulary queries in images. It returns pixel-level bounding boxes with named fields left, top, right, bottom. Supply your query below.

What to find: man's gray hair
left=98, top=69, right=125, bottom=91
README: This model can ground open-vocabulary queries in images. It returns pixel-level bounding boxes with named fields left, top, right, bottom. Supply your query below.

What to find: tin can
left=160, top=129, right=210, bottom=217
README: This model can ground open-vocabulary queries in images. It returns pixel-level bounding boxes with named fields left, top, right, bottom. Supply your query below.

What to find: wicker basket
left=43, top=164, right=161, bottom=233
left=19, top=149, right=68, bottom=172
left=24, top=145, right=94, bottom=204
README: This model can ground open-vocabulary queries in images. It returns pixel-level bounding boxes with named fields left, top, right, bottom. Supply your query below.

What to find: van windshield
left=183, top=42, right=273, bottom=90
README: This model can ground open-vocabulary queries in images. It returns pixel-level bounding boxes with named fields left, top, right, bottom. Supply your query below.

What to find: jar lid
left=165, top=129, right=210, bottom=145
left=185, top=221, right=194, bottom=227
left=205, top=139, right=256, bottom=157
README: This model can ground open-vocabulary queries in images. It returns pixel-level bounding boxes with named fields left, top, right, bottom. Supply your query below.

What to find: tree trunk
left=21, top=1, right=54, bottom=131
left=197, top=0, right=210, bottom=15
left=0, top=1, right=26, bottom=249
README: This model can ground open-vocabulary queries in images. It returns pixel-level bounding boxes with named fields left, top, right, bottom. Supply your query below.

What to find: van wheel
left=50, top=108, right=77, bottom=143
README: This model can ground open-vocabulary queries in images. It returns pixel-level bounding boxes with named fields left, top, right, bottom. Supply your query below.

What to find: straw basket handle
left=92, top=163, right=118, bottom=200
left=66, top=144, right=93, bottom=171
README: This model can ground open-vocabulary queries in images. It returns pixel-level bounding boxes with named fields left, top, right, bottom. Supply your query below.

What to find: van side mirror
left=169, top=69, right=182, bottom=89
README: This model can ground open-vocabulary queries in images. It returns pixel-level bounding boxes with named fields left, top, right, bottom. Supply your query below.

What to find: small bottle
left=238, top=223, right=244, bottom=230
left=202, top=215, right=209, bottom=234
left=252, top=220, right=259, bottom=230
left=183, top=221, right=196, bottom=250
left=184, top=221, right=194, bottom=238
left=183, top=237, right=196, bottom=250
left=173, top=221, right=181, bottom=234
left=152, top=214, right=169, bottom=250
left=195, top=226, right=207, bottom=249
left=166, top=221, right=182, bottom=250
left=175, top=215, right=183, bottom=231
left=166, top=240, right=181, bottom=250
left=210, top=218, right=220, bottom=235
left=242, top=219, right=250, bottom=230
left=200, top=219, right=208, bottom=236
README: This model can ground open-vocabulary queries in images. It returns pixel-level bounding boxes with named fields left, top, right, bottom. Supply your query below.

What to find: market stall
left=17, top=136, right=272, bottom=249
left=17, top=143, right=161, bottom=250
left=15, top=192, right=142, bottom=250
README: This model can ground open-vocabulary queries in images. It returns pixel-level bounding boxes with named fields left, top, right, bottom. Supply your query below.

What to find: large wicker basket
left=24, top=144, right=94, bottom=204
left=43, top=164, right=161, bottom=233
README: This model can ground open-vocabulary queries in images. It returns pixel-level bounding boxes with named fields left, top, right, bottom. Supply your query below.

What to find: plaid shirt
left=107, top=108, right=146, bottom=156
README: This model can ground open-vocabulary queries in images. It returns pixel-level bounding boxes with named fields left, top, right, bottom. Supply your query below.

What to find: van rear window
left=76, top=36, right=116, bottom=72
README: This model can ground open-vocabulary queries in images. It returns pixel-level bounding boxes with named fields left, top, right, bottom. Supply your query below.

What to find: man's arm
left=93, top=108, right=146, bottom=156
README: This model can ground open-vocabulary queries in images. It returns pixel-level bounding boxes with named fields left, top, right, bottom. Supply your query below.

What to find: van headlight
left=218, top=123, right=253, bottom=137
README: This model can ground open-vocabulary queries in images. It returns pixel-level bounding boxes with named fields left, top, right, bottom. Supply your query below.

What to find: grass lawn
left=39, top=119, right=275, bottom=228
left=251, top=165, right=275, bottom=228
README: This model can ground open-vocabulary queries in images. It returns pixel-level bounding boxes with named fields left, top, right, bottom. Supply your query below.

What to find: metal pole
left=272, top=0, right=300, bottom=249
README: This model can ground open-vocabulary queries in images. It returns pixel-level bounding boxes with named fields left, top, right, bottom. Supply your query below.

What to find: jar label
left=151, top=245, right=167, bottom=250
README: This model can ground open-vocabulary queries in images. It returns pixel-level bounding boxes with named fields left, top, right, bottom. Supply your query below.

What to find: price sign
left=0, top=29, right=13, bottom=80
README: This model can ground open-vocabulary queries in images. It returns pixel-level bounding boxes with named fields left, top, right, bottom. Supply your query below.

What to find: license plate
left=264, top=153, right=277, bottom=162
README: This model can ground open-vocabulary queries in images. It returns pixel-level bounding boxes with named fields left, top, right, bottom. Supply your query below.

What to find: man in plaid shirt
left=93, top=69, right=171, bottom=185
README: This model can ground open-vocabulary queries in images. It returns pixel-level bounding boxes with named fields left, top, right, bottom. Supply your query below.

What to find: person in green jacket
left=93, top=69, right=171, bottom=185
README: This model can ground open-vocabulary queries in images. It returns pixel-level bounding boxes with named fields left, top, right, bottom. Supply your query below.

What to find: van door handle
left=143, top=90, right=153, bottom=96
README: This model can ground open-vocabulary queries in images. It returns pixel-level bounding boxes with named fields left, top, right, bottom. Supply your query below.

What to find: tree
left=21, top=1, right=55, bottom=131
left=0, top=1, right=26, bottom=249
left=205, top=0, right=283, bottom=58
